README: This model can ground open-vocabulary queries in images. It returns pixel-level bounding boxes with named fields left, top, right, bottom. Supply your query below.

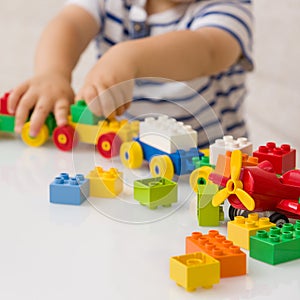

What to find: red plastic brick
left=253, top=142, right=296, bottom=174
left=0, top=92, right=13, bottom=115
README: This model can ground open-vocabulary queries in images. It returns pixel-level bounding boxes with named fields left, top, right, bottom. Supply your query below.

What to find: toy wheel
left=228, top=205, right=249, bottom=220
left=189, top=166, right=213, bottom=193
left=53, top=125, right=78, bottom=151
left=150, top=155, right=174, bottom=179
left=120, top=141, right=143, bottom=168
left=97, top=132, right=122, bottom=158
left=269, top=212, right=289, bottom=227
left=21, top=122, right=49, bottom=147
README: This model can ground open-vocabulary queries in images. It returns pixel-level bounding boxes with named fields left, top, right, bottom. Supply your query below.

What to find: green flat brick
left=0, top=114, right=15, bottom=132
left=71, top=100, right=104, bottom=125
left=134, top=177, right=177, bottom=209
left=250, top=221, right=300, bottom=265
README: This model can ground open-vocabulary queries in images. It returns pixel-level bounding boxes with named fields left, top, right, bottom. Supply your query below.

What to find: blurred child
left=8, top=0, right=253, bottom=147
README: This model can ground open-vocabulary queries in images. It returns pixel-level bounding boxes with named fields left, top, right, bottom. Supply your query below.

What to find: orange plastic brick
left=186, top=230, right=246, bottom=278
left=214, top=151, right=258, bottom=177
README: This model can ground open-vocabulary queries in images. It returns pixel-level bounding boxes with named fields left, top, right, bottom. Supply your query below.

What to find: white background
left=0, top=1, right=300, bottom=299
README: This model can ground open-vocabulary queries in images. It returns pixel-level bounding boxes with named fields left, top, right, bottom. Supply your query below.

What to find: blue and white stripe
left=66, top=0, right=253, bottom=147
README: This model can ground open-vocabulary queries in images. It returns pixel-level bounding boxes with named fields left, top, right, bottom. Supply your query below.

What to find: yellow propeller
left=212, top=150, right=255, bottom=211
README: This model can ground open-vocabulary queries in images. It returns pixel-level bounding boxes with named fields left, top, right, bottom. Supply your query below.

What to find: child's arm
left=8, top=5, right=99, bottom=137
left=77, top=27, right=241, bottom=117
left=133, top=28, right=241, bottom=80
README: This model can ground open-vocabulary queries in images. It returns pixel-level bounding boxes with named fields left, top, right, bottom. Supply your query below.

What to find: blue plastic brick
left=250, top=221, right=300, bottom=265
left=50, top=173, right=90, bottom=205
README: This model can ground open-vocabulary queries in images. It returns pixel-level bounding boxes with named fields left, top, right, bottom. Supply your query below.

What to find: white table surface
left=0, top=133, right=299, bottom=300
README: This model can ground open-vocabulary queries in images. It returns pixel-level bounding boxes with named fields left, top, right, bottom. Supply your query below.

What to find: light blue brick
left=50, top=173, right=90, bottom=205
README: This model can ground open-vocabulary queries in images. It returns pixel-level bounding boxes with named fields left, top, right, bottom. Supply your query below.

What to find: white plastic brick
left=209, top=135, right=253, bottom=165
left=139, top=115, right=197, bottom=154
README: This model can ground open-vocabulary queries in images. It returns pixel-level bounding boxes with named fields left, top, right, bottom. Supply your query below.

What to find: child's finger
left=108, top=83, right=126, bottom=116
left=54, top=98, right=70, bottom=126
left=76, top=85, right=102, bottom=116
left=115, top=105, right=126, bottom=116
left=122, top=79, right=134, bottom=108
left=8, top=81, right=29, bottom=114
left=14, top=92, right=36, bottom=134
left=124, top=102, right=131, bottom=110
left=27, top=96, right=52, bottom=137
left=96, top=86, right=116, bottom=119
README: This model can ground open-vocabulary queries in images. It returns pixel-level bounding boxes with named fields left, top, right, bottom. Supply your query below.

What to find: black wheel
left=269, top=212, right=289, bottom=227
left=228, top=205, right=249, bottom=220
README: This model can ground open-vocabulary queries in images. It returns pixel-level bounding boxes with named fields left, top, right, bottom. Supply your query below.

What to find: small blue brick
left=50, top=173, right=90, bottom=205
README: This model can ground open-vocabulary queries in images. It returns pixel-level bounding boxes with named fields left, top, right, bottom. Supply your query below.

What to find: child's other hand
left=8, top=73, right=74, bottom=137
left=76, top=43, right=137, bottom=118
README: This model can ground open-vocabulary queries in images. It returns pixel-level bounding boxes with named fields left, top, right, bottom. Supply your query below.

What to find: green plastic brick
left=45, top=113, right=57, bottom=135
left=0, top=114, right=15, bottom=133
left=134, top=177, right=177, bottom=209
left=71, top=100, right=104, bottom=125
left=197, top=183, right=223, bottom=226
left=192, top=156, right=211, bottom=169
left=250, top=221, right=300, bottom=265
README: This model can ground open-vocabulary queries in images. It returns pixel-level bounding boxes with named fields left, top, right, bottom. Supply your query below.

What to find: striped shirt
left=67, top=0, right=253, bottom=148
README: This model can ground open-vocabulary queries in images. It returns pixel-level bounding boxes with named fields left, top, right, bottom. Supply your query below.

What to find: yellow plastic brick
left=86, top=167, right=123, bottom=198
left=170, top=252, right=220, bottom=292
left=227, top=213, right=275, bottom=250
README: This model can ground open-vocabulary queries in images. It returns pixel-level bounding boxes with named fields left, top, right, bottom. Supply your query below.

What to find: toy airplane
left=209, top=150, right=300, bottom=225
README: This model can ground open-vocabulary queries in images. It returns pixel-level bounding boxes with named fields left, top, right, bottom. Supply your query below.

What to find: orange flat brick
left=186, top=230, right=246, bottom=278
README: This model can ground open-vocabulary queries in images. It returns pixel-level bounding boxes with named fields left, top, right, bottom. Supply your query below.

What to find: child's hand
left=76, top=43, right=137, bottom=118
left=8, top=72, right=74, bottom=137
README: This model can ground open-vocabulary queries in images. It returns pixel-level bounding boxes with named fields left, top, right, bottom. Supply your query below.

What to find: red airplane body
left=210, top=161, right=300, bottom=218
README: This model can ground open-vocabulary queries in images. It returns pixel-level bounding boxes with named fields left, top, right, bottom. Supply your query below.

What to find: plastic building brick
left=0, top=114, right=15, bottom=133
left=0, top=92, right=13, bottom=115
left=71, top=100, right=104, bottom=125
left=214, top=151, right=258, bottom=178
left=186, top=230, right=246, bottom=278
left=50, top=173, right=89, bottom=205
left=86, top=167, right=123, bottom=198
left=68, top=121, right=99, bottom=144
left=192, top=155, right=211, bottom=169
left=189, top=165, right=224, bottom=226
left=44, top=113, right=57, bottom=136
left=227, top=213, right=275, bottom=250
left=170, top=252, right=220, bottom=292
left=250, top=221, right=300, bottom=265
left=253, top=142, right=296, bottom=174
left=134, top=177, right=177, bottom=209
left=160, top=147, right=202, bottom=176
left=209, top=135, right=252, bottom=166
left=139, top=115, right=197, bottom=154
left=197, top=182, right=223, bottom=227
